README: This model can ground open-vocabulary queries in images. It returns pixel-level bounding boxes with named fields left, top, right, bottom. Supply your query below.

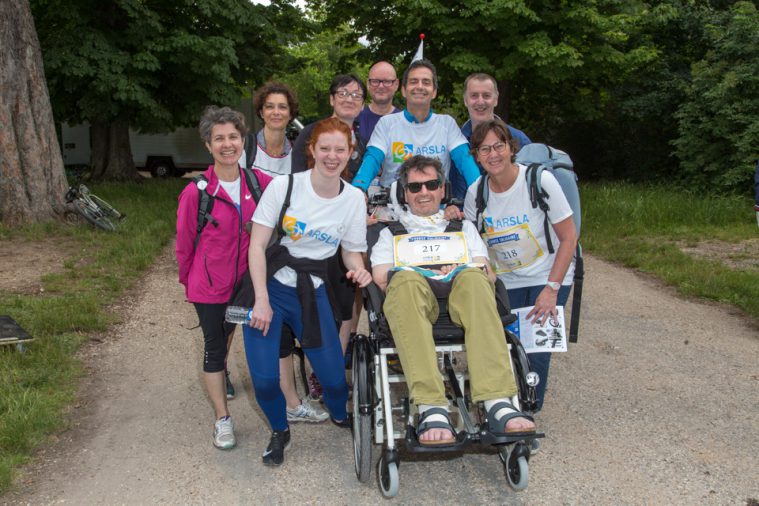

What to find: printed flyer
left=506, top=306, right=567, bottom=353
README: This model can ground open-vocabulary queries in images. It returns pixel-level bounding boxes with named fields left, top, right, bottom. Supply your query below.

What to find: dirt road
left=2, top=247, right=758, bottom=505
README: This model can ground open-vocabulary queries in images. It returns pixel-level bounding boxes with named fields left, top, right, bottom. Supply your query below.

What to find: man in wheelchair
left=370, top=155, right=536, bottom=446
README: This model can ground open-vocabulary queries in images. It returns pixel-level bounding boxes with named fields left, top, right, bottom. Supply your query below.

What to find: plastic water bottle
left=225, top=306, right=252, bottom=324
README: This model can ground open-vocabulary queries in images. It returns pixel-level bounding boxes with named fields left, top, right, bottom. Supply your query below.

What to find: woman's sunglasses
left=405, top=179, right=442, bottom=193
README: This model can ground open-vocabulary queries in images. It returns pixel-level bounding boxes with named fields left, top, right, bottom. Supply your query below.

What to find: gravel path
left=2, top=246, right=758, bottom=505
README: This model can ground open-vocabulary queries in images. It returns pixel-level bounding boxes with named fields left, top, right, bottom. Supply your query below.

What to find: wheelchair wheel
left=352, top=340, right=372, bottom=483
left=377, top=454, right=399, bottom=498
left=499, top=445, right=529, bottom=491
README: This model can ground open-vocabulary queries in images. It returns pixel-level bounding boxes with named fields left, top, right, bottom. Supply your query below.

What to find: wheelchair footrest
left=404, top=424, right=545, bottom=453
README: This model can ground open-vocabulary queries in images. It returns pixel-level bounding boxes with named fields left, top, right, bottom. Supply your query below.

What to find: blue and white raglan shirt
left=352, top=109, right=480, bottom=191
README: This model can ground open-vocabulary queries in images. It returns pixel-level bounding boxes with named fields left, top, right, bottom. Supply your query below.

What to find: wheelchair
left=350, top=275, right=544, bottom=498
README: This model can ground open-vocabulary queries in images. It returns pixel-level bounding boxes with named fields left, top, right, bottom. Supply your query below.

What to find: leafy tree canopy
left=310, top=0, right=657, bottom=135
left=673, top=1, right=759, bottom=192
left=32, top=0, right=305, bottom=133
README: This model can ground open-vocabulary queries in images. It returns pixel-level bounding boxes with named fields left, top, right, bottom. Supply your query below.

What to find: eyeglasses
left=405, top=179, right=442, bottom=193
left=476, top=142, right=508, bottom=156
left=368, top=78, right=397, bottom=87
left=334, top=90, right=364, bottom=101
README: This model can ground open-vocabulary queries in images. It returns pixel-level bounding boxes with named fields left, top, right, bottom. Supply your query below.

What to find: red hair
left=306, top=117, right=354, bottom=174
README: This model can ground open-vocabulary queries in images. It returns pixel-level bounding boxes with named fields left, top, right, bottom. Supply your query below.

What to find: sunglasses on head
left=405, top=179, right=442, bottom=193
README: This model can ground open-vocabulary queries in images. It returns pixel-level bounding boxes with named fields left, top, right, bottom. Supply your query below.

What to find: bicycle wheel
left=73, top=198, right=117, bottom=231
left=88, top=193, right=124, bottom=220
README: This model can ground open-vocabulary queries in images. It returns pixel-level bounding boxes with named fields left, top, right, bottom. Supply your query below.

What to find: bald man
left=356, top=61, right=400, bottom=144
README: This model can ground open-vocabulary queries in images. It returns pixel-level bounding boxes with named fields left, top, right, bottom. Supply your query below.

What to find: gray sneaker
left=213, top=416, right=236, bottom=450
left=286, top=399, right=329, bottom=423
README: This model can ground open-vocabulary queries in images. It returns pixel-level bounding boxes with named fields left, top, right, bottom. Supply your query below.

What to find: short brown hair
left=253, top=82, right=299, bottom=123
left=469, top=119, right=518, bottom=163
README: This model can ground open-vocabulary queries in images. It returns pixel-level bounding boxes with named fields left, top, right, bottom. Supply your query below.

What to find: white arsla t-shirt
left=369, top=112, right=468, bottom=187
left=463, top=164, right=574, bottom=289
left=252, top=170, right=367, bottom=288
left=371, top=212, right=488, bottom=267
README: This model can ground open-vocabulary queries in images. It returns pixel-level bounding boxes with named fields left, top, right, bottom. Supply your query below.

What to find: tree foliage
left=31, top=0, right=303, bottom=179
left=672, top=1, right=759, bottom=193
left=310, top=0, right=656, bottom=137
left=273, top=22, right=368, bottom=121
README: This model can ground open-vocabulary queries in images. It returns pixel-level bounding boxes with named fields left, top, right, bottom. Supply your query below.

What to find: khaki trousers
left=384, top=268, right=517, bottom=406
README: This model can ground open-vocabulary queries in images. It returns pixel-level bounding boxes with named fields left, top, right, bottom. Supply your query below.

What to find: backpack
left=192, top=167, right=263, bottom=248
left=474, top=143, right=584, bottom=343
left=244, top=132, right=258, bottom=170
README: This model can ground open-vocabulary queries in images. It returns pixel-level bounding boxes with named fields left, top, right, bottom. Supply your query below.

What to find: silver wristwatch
left=546, top=281, right=560, bottom=291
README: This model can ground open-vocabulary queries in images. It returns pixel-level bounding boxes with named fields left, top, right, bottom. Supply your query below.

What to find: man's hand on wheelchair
left=347, top=268, right=373, bottom=288
left=526, top=287, right=559, bottom=325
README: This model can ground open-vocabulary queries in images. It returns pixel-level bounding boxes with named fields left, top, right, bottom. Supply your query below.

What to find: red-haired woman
left=242, top=117, right=371, bottom=467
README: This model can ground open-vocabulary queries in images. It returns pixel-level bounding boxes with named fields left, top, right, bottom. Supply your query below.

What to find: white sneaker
left=213, top=416, right=236, bottom=449
left=286, top=399, right=329, bottom=423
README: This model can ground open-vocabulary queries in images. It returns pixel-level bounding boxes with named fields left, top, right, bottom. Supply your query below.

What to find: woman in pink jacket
left=176, top=106, right=271, bottom=450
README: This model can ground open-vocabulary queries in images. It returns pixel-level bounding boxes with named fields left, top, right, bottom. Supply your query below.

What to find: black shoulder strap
left=244, top=132, right=257, bottom=169
left=275, top=174, right=294, bottom=240
left=475, top=175, right=489, bottom=233
left=526, top=163, right=554, bottom=254
left=386, top=221, right=408, bottom=236
left=444, top=219, right=463, bottom=233
left=193, top=174, right=217, bottom=249
left=241, top=167, right=262, bottom=204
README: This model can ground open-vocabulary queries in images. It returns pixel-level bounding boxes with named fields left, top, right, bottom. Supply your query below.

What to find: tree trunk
left=495, top=78, right=512, bottom=123
left=0, top=0, right=69, bottom=226
left=90, top=119, right=141, bottom=181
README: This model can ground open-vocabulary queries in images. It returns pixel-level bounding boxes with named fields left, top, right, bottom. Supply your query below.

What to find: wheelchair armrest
left=494, top=278, right=517, bottom=325
left=363, top=281, right=386, bottom=311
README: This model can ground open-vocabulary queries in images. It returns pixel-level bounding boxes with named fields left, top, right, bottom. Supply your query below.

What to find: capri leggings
left=193, top=303, right=235, bottom=373
left=506, top=284, right=571, bottom=412
left=242, top=278, right=348, bottom=431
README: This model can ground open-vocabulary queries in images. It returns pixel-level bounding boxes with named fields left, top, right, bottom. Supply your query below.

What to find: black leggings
left=194, top=303, right=235, bottom=373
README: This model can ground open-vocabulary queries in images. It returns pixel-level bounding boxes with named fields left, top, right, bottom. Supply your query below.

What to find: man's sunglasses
left=405, top=179, right=442, bottom=193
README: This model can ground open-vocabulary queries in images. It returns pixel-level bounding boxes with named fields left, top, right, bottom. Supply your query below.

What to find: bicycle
left=65, top=184, right=126, bottom=231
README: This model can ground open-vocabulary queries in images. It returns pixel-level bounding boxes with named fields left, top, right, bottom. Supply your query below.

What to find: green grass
left=0, top=179, right=184, bottom=491
left=581, top=182, right=759, bottom=319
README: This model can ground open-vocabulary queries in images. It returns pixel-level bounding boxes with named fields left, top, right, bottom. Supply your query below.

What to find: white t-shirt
left=371, top=210, right=488, bottom=267
left=252, top=146, right=292, bottom=177
left=463, top=164, right=574, bottom=289
left=253, top=171, right=367, bottom=288
left=369, top=112, right=469, bottom=187
left=217, top=177, right=241, bottom=206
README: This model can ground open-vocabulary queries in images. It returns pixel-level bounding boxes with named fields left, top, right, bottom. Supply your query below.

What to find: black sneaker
left=262, top=429, right=291, bottom=466
left=330, top=413, right=352, bottom=429
left=225, top=370, right=235, bottom=400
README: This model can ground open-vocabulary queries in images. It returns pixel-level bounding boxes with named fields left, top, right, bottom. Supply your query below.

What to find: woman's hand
left=346, top=268, right=373, bottom=288
left=526, top=286, right=559, bottom=325
left=249, top=300, right=273, bottom=336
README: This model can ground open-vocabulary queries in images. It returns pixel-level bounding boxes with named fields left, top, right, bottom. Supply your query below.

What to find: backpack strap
left=474, top=175, right=489, bottom=233
left=526, top=163, right=554, bottom=254
left=385, top=221, right=408, bottom=236
left=241, top=167, right=262, bottom=204
left=275, top=174, right=294, bottom=240
left=244, top=132, right=257, bottom=169
left=193, top=174, right=217, bottom=249
left=444, top=219, right=463, bottom=233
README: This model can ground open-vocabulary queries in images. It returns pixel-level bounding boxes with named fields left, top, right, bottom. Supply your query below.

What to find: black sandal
left=486, top=401, right=536, bottom=435
left=416, top=407, right=457, bottom=446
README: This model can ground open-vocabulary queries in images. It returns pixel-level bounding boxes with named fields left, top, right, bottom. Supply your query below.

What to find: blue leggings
left=242, top=278, right=348, bottom=431
left=507, top=284, right=571, bottom=412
